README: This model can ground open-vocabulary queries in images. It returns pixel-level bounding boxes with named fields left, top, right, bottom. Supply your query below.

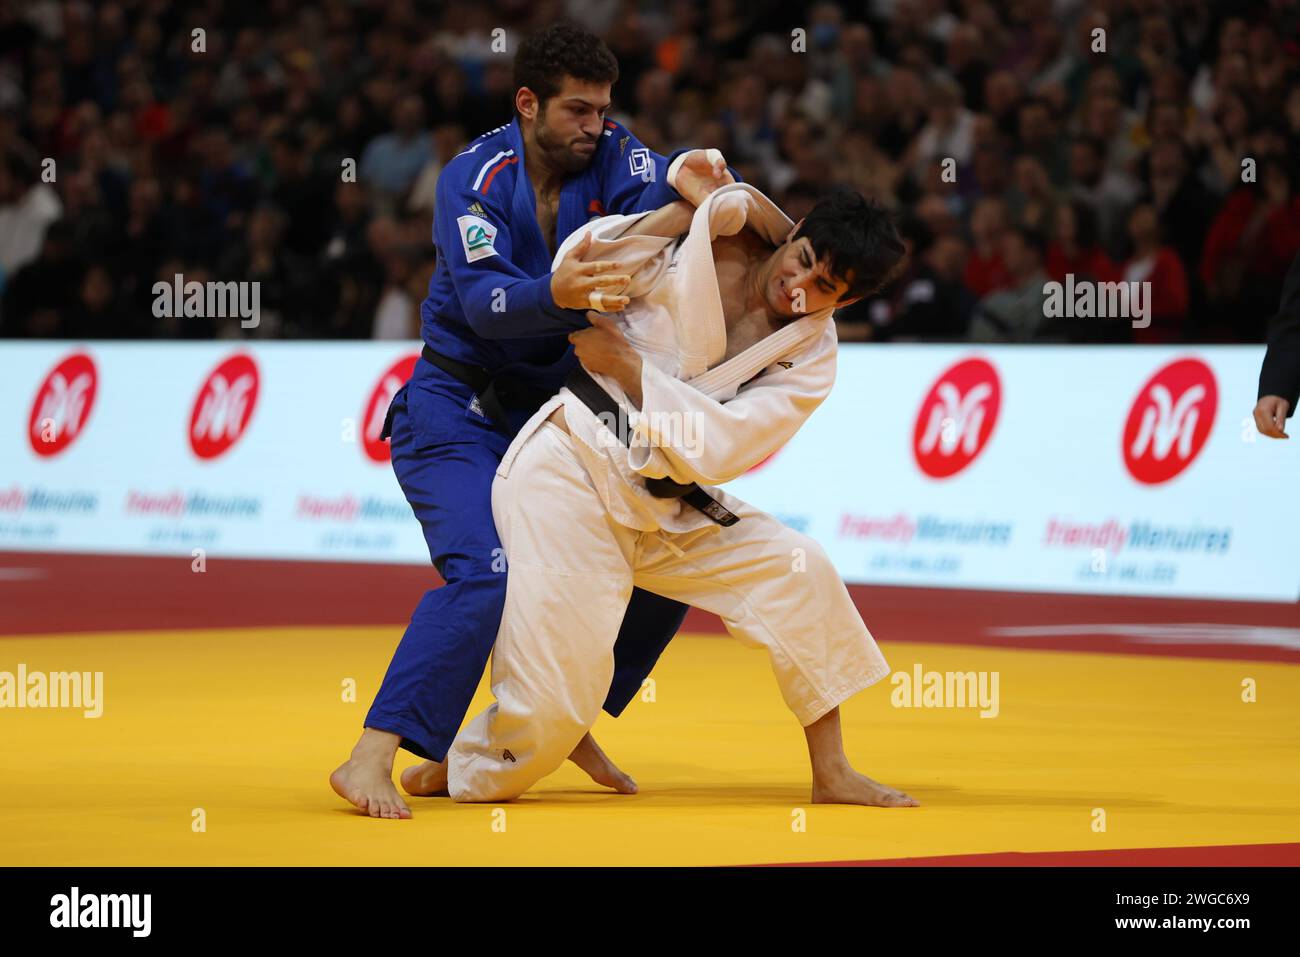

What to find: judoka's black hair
left=514, top=23, right=619, bottom=114
left=794, top=189, right=906, bottom=301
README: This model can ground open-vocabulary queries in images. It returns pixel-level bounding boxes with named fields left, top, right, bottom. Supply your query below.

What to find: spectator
left=1285, top=85, right=1300, bottom=159
left=877, top=67, right=929, bottom=160
left=268, top=129, right=335, bottom=260
left=965, top=134, right=1013, bottom=203
left=1015, top=96, right=1068, bottom=185
left=0, top=221, right=80, bottom=337
left=964, top=196, right=1012, bottom=299
left=215, top=204, right=313, bottom=338
left=906, top=76, right=975, bottom=181
left=372, top=243, right=424, bottom=340
left=1141, top=137, right=1213, bottom=276
left=1080, top=86, right=1141, bottom=178
left=319, top=181, right=384, bottom=339
left=359, top=93, right=432, bottom=209
left=829, top=23, right=889, bottom=121
left=1124, top=203, right=1189, bottom=344
left=66, top=264, right=143, bottom=339
left=1068, top=134, right=1139, bottom=258
left=196, top=127, right=257, bottom=246
left=0, top=151, right=62, bottom=292
left=58, top=167, right=115, bottom=265
left=1200, top=156, right=1300, bottom=341
left=969, top=226, right=1052, bottom=342
left=407, top=122, right=467, bottom=217
left=879, top=229, right=974, bottom=342
left=945, top=23, right=989, bottom=110
left=983, top=69, right=1022, bottom=140
left=0, top=2, right=1294, bottom=348
left=114, top=175, right=174, bottom=307
left=1196, top=89, right=1255, bottom=194
left=1046, top=200, right=1119, bottom=286
left=720, top=70, right=776, bottom=169
left=1006, top=154, right=1058, bottom=235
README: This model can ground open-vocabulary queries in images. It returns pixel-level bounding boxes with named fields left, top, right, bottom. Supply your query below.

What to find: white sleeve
left=550, top=211, right=655, bottom=270
left=625, top=328, right=836, bottom=487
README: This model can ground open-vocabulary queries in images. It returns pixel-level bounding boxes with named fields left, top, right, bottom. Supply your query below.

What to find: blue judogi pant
left=365, top=360, right=686, bottom=761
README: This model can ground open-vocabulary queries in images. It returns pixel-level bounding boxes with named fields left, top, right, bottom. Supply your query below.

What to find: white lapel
left=686, top=311, right=831, bottom=398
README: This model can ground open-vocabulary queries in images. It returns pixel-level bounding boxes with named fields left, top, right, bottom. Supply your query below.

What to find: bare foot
left=803, top=707, right=917, bottom=807
left=329, top=729, right=412, bottom=819
left=568, top=732, right=638, bottom=794
left=399, top=759, right=449, bottom=796
left=812, top=767, right=919, bottom=807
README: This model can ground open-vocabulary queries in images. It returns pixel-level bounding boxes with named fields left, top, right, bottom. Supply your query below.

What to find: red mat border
left=764, top=842, right=1300, bottom=866
left=2, top=551, right=1298, bottom=663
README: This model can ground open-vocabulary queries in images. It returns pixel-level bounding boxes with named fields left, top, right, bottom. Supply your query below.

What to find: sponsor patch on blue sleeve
left=457, top=214, right=498, bottom=263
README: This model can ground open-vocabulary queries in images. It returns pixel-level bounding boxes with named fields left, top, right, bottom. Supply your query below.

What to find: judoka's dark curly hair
left=795, top=189, right=906, bottom=300
left=514, top=23, right=619, bottom=114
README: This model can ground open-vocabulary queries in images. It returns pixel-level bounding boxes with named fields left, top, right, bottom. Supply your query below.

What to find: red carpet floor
left=2, top=551, right=1296, bottom=664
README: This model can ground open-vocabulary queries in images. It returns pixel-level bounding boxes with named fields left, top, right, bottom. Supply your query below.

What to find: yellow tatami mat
left=1, top=626, right=1296, bottom=865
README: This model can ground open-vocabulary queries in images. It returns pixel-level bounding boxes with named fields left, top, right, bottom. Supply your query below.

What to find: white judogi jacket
left=499, top=183, right=839, bottom=534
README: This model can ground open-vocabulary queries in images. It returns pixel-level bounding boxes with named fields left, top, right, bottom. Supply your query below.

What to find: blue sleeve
left=601, top=125, right=744, bottom=215
left=434, top=166, right=590, bottom=340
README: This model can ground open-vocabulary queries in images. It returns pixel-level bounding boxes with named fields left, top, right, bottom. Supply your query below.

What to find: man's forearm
left=613, top=200, right=694, bottom=241
left=609, top=352, right=644, bottom=407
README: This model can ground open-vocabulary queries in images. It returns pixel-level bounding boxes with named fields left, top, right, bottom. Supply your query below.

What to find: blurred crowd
left=0, top=0, right=1297, bottom=343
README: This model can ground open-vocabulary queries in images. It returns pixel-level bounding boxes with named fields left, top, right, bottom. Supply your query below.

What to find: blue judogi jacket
left=421, top=116, right=711, bottom=395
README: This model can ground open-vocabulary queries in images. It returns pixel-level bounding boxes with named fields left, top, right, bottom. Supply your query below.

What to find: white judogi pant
left=446, top=421, right=891, bottom=803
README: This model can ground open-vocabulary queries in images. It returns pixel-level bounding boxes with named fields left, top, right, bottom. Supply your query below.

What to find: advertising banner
left=2, top=342, right=1295, bottom=601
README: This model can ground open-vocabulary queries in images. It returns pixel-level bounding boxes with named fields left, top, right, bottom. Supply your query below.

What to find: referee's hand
left=551, top=232, right=630, bottom=311
left=1253, top=395, right=1290, bottom=439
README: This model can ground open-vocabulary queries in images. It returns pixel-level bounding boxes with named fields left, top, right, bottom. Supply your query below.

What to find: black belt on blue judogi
left=564, top=366, right=739, bottom=527
left=420, top=344, right=554, bottom=432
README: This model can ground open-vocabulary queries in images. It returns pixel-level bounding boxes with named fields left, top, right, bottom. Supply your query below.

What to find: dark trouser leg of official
left=365, top=389, right=508, bottom=763
left=602, top=589, right=689, bottom=716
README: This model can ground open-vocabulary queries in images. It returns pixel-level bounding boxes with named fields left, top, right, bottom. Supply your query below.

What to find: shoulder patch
left=457, top=214, right=499, bottom=263
left=628, top=147, right=652, bottom=178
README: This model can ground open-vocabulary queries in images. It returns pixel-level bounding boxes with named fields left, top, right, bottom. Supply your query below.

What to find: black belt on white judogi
left=564, top=366, right=739, bottom=527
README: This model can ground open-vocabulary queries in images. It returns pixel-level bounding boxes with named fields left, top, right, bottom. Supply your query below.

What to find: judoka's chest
left=720, top=310, right=782, bottom=363
left=534, top=185, right=560, bottom=257
left=712, top=232, right=782, bottom=362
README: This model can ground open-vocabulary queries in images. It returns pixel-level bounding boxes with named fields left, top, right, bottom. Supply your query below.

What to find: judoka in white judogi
left=445, top=183, right=905, bottom=804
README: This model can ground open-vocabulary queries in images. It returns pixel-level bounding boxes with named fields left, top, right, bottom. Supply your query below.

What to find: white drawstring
left=654, top=531, right=687, bottom=559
